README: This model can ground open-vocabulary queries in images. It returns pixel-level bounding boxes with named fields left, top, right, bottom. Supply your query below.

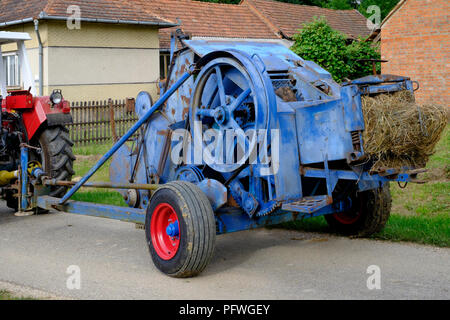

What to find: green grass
left=73, top=142, right=114, bottom=156
left=71, top=190, right=127, bottom=207
left=73, top=157, right=111, bottom=182
left=0, top=290, right=35, bottom=300
left=72, top=125, right=450, bottom=247
left=279, top=213, right=450, bottom=247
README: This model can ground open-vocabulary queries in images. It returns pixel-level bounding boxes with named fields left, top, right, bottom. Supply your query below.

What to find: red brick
left=381, top=0, right=450, bottom=106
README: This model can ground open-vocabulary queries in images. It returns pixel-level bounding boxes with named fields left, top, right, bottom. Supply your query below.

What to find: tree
left=358, top=0, right=400, bottom=20
left=290, top=18, right=380, bottom=82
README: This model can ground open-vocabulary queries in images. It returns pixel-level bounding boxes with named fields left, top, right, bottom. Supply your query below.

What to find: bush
left=291, top=17, right=380, bottom=82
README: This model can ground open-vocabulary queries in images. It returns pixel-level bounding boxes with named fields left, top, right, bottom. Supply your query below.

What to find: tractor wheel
left=33, top=125, right=75, bottom=197
left=4, top=190, right=18, bottom=211
left=325, top=185, right=392, bottom=237
left=4, top=125, right=75, bottom=210
left=145, top=181, right=216, bottom=278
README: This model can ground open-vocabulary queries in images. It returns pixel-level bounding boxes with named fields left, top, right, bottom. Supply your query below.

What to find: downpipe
left=34, top=19, right=43, bottom=96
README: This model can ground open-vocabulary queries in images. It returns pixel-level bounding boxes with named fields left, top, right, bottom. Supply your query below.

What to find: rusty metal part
left=43, top=179, right=159, bottom=191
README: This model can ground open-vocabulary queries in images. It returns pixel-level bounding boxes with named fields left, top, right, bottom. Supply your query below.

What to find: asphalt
left=0, top=204, right=449, bottom=300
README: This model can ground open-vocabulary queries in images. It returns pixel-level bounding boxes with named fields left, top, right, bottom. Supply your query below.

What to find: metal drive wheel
left=190, top=57, right=269, bottom=173
left=145, top=181, right=216, bottom=278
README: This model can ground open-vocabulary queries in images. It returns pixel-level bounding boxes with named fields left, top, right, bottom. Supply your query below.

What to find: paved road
left=0, top=205, right=449, bottom=300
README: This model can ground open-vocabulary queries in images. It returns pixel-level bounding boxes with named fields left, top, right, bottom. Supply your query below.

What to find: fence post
left=109, top=98, right=118, bottom=142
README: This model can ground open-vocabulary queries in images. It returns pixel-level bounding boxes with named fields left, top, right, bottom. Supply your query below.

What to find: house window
left=2, top=53, right=20, bottom=88
left=160, top=53, right=170, bottom=80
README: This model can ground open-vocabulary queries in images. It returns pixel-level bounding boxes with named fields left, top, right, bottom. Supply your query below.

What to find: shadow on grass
left=274, top=214, right=450, bottom=248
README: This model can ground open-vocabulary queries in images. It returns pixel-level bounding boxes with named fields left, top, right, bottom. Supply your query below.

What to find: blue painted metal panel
left=341, top=85, right=365, bottom=132
left=295, top=99, right=353, bottom=164
left=20, top=145, right=28, bottom=210
left=216, top=201, right=345, bottom=235
left=273, top=112, right=303, bottom=201
left=343, top=74, right=410, bottom=86
left=38, top=196, right=146, bottom=223
left=303, top=168, right=417, bottom=184
left=184, top=39, right=300, bottom=71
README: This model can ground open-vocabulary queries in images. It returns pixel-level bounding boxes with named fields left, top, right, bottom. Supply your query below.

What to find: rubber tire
left=325, top=185, right=392, bottom=237
left=5, top=190, right=18, bottom=211
left=4, top=126, right=75, bottom=210
left=35, top=126, right=75, bottom=197
left=145, top=181, right=216, bottom=278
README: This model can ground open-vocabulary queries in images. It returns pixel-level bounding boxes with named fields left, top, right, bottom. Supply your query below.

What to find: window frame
left=2, top=52, right=21, bottom=88
left=160, top=52, right=170, bottom=80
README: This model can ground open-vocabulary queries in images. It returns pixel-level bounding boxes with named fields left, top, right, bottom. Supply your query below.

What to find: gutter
left=0, top=18, right=34, bottom=28
left=38, top=12, right=177, bottom=28
left=0, top=13, right=177, bottom=29
left=34, top=20, right=43, bottom=96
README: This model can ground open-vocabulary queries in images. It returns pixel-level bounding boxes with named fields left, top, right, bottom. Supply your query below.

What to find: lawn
left=71, top=141, right=127, bottom=206
left=70, top=125, right=449, bottom=247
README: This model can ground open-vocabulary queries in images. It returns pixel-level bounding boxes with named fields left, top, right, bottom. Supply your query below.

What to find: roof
left=0, top=0, right=175, bottom=27
left=153, top=0, right=279, bottom=49
left=0, top=0, right=372, bottom=47
left=244, top=0, right=372, bottom=40
left=157, top=0, right=372, bottom=49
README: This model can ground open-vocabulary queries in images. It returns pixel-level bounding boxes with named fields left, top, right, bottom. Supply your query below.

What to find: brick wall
left=381, top=0, right=449, bottom=106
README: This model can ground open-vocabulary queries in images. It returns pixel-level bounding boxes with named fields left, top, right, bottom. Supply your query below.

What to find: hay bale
left=361, top=90, right=448, bottom=171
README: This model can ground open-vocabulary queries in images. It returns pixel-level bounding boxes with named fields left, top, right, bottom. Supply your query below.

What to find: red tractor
left=0, top=31, right=74, bottom=212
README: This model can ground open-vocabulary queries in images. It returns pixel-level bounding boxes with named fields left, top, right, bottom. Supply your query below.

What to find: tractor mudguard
left=14, top=95, right=71, bottom=140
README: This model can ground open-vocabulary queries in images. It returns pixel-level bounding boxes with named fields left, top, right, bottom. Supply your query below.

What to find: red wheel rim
left=333, top=196, right=363, bottom=225
left=150, top=203, right=180, bottom=260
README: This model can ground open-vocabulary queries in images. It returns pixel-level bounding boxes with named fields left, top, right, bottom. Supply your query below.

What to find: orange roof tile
left=0, top=0, right=174, bottom=26
left=0, top=0, right=372, bottom=49
left=154, top=0, right=279, bottom=49
left=244, top=0, right=372, bottom=39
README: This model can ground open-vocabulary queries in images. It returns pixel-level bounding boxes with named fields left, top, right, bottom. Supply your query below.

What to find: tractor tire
left=325, top=185, right=392, bottom=237
left=34, top=125, right=75, bottom=197
left=145, top=181, right=216, bottom=278
left=5, top=190, right=18, bottom=211
left=4, top=125, right=75, bottom=211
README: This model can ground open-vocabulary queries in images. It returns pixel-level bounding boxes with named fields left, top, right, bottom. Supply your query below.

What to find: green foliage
left=359, top=0, right=400, bottom=20
left=346, top=38, right=381, bottom=79
left=290, top=18, right=380, bottom=82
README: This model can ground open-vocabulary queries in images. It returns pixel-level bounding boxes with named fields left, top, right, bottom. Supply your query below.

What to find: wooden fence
left=67, top=99, right=138, bottom=145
